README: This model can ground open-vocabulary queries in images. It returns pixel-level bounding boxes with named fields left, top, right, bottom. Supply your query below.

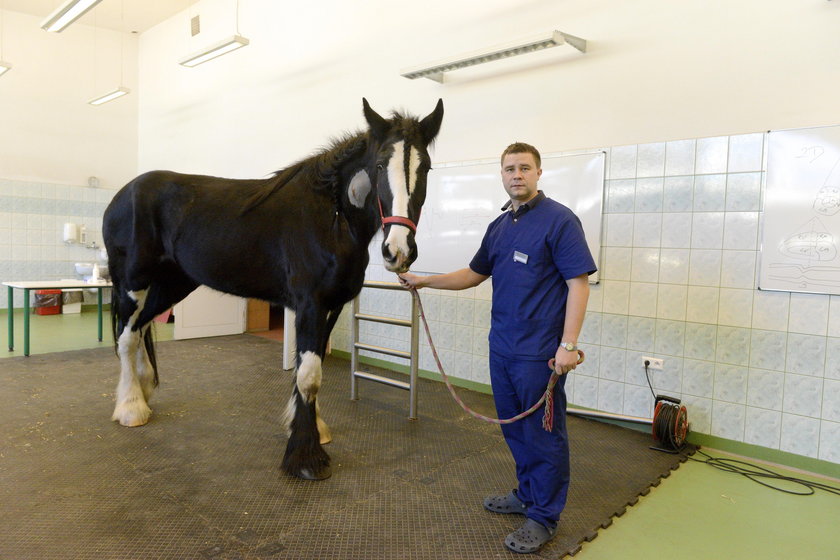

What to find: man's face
left=501, top=152, right=542, bottom=204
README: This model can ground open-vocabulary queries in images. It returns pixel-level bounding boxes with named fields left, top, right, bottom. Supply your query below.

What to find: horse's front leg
left=281, top=302, right=331, bottom=480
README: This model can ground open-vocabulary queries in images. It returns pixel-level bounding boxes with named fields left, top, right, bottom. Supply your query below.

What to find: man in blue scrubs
left=399, top=142, right=596, bottom=554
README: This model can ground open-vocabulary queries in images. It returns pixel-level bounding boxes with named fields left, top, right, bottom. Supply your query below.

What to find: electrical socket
left=642, top=356, right=664, bottom=370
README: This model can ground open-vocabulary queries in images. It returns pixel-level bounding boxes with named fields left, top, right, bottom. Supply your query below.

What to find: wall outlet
left=643, top=356, right=664, bottom=370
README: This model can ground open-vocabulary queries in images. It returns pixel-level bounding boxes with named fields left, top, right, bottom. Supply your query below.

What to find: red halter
left=378, top=197, right=419, bottom=233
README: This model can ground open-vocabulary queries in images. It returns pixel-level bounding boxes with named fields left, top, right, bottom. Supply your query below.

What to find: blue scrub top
left=470, top=193, right=597, bottom=360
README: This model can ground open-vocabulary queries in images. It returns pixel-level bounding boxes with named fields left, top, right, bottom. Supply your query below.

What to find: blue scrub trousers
left=489, top=351, right=570, bottom=530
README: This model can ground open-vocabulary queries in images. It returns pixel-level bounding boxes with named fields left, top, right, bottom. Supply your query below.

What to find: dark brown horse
left=103, top=99, right=444, bottom=480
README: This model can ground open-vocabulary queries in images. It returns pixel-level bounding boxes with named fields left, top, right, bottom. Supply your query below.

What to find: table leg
left=97, top=288, right=104, bottom=341
left=7, top=285, right=13, bottom=351
left=23, top=289, right=30, bottom=356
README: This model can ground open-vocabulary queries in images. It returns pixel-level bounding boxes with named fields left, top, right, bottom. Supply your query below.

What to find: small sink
left=75, top=262, right=109, bottom=280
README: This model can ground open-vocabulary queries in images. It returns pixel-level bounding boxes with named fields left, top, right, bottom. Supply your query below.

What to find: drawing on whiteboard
left=778, top=218, right=836, bottom=261
left=795, top=145, right=824, bottom=163
left=761, top=126, right=840, bottom=294
left=813, top=158, right=840, bottom=216
left=767, top=263, right=840, bottom=288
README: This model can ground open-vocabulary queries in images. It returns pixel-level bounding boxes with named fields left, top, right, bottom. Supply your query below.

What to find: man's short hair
left=501, top=142, right=541, bottom=168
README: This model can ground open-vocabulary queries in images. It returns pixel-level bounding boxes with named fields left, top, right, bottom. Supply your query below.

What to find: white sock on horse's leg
left=112, top=290, right=152, bottom=427
left=296, top=351, right=331, bottom=443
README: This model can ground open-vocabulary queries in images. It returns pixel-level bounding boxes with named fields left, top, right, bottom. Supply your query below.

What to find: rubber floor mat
left=0, top=334, right=693, bottom=559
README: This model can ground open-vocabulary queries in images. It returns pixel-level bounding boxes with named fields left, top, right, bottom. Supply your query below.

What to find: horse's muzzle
left=383, top=253, right=411, bottom=273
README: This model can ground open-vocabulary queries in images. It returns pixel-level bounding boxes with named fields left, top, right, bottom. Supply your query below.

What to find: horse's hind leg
left=112, top=288, right=153, bottom=427
left=112, top=273, right=197, bottom=426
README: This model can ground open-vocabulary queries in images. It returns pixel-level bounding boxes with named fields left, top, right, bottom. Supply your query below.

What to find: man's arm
left=553, top=273, right=590, bottom=374
left=398, top=268, right=488, bottom=291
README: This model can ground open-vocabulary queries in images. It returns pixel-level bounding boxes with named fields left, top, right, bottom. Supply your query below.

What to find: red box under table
left=34, top=289, right=62, bottom=315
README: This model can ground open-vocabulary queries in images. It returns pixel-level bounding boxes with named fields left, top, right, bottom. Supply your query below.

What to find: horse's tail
left=144, top=323, right=159, bottom=388
left=109, top=276, right=122, bottom=356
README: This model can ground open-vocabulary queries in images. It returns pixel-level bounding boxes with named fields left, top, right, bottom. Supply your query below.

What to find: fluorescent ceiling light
left=88, top=87, right=130, bottom=106
left=0, top=61, right=11, bottom=77
left=41, top=0, right=103, bottom=33
left=400, top=30, right=586, bottom=83
left=179, top=35, right=250, bottom=67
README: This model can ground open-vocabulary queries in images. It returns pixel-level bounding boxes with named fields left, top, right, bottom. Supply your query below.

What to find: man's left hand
left=551, top=346, right=582, bottom=375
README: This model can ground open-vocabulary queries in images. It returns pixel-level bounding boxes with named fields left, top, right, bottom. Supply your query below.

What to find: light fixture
left=88, top=86, right=129, bottom=105
left=179, top=34, right=249, bottom=67
left=88, top=0, right=128, bottom=106
left=400, top=30, right=586, bottom=83
left=41, top=0, right=103, bottom=33
left=0, top=0, right=10, bottom=76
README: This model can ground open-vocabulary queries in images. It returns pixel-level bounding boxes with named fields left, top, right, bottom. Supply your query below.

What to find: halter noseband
left=378, top=196, right=418, bottom=233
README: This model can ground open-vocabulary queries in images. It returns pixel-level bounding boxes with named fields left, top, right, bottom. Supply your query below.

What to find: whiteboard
left=412, top=152, right=605, bottom=280
left=759, top=125, right=840, bottom=294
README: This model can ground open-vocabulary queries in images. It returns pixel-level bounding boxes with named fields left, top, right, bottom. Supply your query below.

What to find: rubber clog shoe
left=483, top=490, right=527, bottom=515
left=504, top=518, right=556, bottom=554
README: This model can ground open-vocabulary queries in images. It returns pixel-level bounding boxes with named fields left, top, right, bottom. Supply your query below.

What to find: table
left=4, top=280, right=113, bottom=357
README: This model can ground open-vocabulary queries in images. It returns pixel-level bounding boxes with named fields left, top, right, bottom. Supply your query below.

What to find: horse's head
left=363, top=98, right=444, bottom=273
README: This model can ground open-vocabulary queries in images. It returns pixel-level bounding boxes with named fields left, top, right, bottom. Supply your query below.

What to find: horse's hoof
left=112, top=402, right=152, bottom=427
left=297, top=465, right=332, bottom=481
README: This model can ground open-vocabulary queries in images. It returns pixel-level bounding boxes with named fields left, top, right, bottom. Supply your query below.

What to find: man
left=399, top=142, right=596, bottom=554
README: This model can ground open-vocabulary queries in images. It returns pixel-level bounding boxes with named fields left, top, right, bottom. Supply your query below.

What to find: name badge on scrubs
left=513, top=250, right=529, bottom=264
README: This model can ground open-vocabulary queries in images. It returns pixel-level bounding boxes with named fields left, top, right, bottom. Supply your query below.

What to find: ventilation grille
left=190, top=15, right=200, bottom=36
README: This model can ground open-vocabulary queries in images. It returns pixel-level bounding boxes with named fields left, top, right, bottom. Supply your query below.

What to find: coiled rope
left=410, top=288, right=583, bottom=432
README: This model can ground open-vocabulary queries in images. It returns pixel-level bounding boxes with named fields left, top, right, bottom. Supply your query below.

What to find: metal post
left=7, top=285, right=13, bottom=351
left=408, top=292, right=419, bottom=419
left=97, top=287, right=104, bottom=341
left=23, top=289, right=30, bottom=356
left=350, top=296, right=360, bottom=401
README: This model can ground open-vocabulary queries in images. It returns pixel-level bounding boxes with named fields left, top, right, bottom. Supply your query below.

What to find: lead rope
left=409, top=287, right=583, bottom=432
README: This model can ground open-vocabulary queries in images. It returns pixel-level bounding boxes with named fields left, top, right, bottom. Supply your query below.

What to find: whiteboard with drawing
left=411, top=152, right=604, bottom=280
left=759, top=125, right=840, bottom=294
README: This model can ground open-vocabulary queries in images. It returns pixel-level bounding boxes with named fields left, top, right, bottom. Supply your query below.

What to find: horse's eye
left=376, top=164, right=384, bottom=171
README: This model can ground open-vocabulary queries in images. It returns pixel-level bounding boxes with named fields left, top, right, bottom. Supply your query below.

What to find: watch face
left=562, top=343, right=575, bottom=351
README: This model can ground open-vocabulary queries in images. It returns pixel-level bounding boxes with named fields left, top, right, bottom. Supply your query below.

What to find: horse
left=103, top=98, right=444, bottom=481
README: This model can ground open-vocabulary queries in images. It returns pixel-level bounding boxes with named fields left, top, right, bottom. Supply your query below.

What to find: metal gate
left=349, top=280, right=420, bottom=419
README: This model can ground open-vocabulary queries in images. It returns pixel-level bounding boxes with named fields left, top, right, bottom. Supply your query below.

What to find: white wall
left=0, top=9, right=136, bottom=303
left=137, top=0, right=840, bottom=173
left=0, top=9, right=138, bottom=187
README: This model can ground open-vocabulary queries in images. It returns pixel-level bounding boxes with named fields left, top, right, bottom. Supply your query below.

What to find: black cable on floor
left=688, top=449, right=840, bottom=497
left=643, top=361, right=840, bottom=497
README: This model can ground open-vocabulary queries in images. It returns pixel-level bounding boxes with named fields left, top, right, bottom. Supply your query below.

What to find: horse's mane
left=240, top=110, right=427, bottom=215
left=240, top=132, right=369, bottom=215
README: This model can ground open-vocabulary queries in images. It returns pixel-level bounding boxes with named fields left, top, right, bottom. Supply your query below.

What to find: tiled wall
left=332, top=131, right=840, bottom=466
left=0, top=179, right=115, bottom=308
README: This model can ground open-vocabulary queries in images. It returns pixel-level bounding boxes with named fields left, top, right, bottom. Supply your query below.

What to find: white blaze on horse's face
left=382, top=140, right=422, bottom=273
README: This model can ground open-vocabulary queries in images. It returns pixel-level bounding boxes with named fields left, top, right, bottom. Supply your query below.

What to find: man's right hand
left=398, top=273, right=423, bottom=290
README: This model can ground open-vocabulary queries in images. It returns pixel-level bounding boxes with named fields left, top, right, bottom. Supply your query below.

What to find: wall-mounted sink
left=74, top=262, right=110, bottom=280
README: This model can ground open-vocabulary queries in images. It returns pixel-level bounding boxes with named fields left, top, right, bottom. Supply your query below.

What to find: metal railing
left=350, top=280, right=419, bottom=419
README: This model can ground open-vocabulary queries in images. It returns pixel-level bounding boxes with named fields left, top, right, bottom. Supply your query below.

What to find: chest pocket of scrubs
left=511, top=238, right=548, bottom=289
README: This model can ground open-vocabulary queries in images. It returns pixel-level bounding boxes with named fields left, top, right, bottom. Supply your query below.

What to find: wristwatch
left=560, top=342, right=577, bottom=352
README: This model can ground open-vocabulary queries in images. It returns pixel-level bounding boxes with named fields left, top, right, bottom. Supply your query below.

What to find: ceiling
left=3, top=0, right=198, bottom=34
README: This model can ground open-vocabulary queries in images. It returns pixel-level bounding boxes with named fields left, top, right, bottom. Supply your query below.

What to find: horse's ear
left=419, top=99, right=444, bottom=144
left=363, top=98, right=390, bottom=141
